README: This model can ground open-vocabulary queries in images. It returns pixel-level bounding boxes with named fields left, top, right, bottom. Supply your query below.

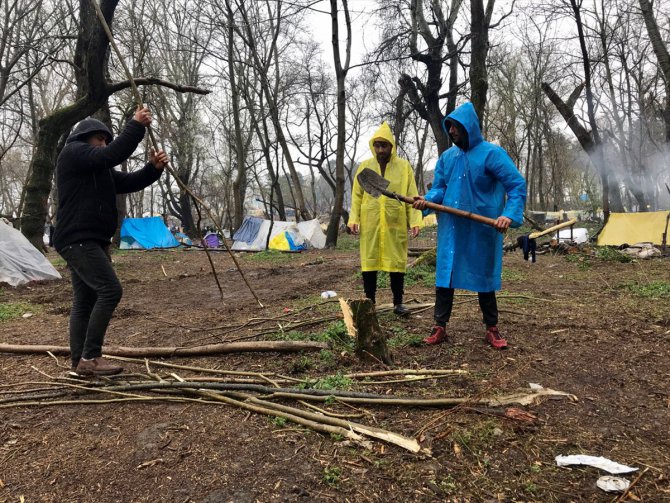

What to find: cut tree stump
left=339, top=298, right=392, bottom=365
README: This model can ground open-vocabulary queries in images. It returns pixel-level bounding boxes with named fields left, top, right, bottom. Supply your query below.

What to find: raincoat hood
left=442, top=102, right=483, bottom=151
left=368, top=121, right=397, bottom=159
left=66, top=118, right=113, bottom=144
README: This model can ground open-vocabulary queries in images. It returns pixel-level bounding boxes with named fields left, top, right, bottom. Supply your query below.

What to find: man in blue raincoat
left=413, top=102, right=526, bottom=348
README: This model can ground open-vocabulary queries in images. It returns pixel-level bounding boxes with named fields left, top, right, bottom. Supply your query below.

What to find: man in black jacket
left=53, top=106, right=168, bottom=376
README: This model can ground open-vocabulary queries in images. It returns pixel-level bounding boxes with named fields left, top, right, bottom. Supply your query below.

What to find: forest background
left=1, top=0, right=669, bottom=250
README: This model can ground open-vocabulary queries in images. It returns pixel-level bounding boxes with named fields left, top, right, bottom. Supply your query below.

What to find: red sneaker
left=423, top=325, right=448, bottom=345
left=485, top=326, right=507, bottom=349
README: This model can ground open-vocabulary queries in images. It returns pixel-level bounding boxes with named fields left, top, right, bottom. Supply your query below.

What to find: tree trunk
left=469, top=0, right=491, bottom=123
left=639, top=0, right=670, bottom=143
left=326, top=0, right=351, bottom=248
left=340, top=298, right=392, bottom=365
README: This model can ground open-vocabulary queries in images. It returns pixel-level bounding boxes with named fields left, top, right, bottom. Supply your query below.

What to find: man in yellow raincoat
left=348, top=122, right=423, bottom=315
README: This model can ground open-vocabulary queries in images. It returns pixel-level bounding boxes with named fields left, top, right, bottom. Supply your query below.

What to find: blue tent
left=120, top=217, right=180, bottom=249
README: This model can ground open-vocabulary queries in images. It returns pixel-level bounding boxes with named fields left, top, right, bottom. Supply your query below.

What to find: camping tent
left=120, top=217, right=180, bottom=249
left=596, top=211, right=670, bottom=246
left=558, top=228, right=589, bottom=244
left=231, top=216, right=327, bottom=251
left=0, top=219, right=62, bottom=286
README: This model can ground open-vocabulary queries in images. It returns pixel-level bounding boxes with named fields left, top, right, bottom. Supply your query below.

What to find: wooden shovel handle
left=389, top=192, right=498, bottom=227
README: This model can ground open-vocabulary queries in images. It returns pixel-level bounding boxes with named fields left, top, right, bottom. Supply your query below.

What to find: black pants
left=434, top=287, right=498, bottom=327
left=362, top=271, right=404, bottom=305
left=60, top=241, right=123, bottom=366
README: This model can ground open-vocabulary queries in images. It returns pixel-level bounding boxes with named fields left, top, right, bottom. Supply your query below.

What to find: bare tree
left=20, top=0, right=209, bottom=249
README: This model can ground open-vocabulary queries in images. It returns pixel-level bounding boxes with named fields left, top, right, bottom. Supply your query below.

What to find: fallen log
left=0, top=340, right=328, bottom=357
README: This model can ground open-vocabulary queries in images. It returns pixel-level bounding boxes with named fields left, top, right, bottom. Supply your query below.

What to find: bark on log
left=0, top=341, right=327, bottom=357
left=340, top=298, right=392, bottom=365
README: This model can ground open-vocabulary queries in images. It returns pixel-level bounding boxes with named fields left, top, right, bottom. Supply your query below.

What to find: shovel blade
left=357, top=168, right=389, bottom=198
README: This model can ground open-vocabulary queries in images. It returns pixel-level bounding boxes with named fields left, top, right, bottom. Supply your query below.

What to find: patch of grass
left=405, top=264, right=435, bottom=287
left=312, top=373, right=353, bottom=391
left=319, top=350, right=335, bottom=363
left=50, top=256, right=66, bottom=267
left=388, top=326, right=423, bottom=348
left=322, top=466, right=342, bottom=487
left=451, top=420, right=499, bottom=454
left=0, top=302, right=37, bottom=321
left=501, top=268, right=526, bottom=281
left=524, top=482, right=538, bottom=495
left=266, top=330, right=311, bottom=342
left=595, top=246, right=632, bottom=263
left=621, top=280, right=670, bottom=298
left=271, top=416, right=287, bottom=427
left=329, top=433, right=344, bottom=442
left=564, top=253, right=591, bottom=270
left=336, top=234, right=359, bottom=251
left=290, top=356, right=314, bottom=373
left=245, top=249, right=297, bottom=265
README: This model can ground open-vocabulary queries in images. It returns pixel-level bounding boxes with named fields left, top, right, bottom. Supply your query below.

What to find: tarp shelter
left=558, top=228, right=588, bottom=244
left=0, top=219, right=61, bottom=286
left=119, top=217, right=180, bottom=249
left=596, top=211, right=670, bottom=246
left=231, top=217, right=327, bottom=251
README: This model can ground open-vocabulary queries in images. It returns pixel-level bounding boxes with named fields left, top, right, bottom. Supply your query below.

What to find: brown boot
left=75, top=357, right=123, bottom=376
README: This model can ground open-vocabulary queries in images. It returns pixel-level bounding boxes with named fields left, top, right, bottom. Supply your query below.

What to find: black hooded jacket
left=52, top=118, right=161, bottom=252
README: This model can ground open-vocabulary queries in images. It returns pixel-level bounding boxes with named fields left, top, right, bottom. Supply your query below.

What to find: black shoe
left=393, top=304, right=411, bottom=316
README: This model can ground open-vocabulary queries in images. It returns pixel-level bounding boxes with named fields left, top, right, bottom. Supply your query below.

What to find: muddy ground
left=0, top=233, right=669, bottom=502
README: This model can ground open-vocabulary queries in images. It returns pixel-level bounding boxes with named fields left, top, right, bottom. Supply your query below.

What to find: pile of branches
left=1, top=358, right=563, bottom=454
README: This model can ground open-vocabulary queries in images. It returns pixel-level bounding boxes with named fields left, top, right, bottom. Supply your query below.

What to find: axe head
left=357, top=168, right=389, bottom=198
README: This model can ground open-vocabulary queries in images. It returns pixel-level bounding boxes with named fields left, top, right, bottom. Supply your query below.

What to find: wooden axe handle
left=385, top=190, right=498, bottom=227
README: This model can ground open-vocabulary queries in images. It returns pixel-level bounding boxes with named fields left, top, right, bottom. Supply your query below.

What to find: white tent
left=231, top=217, right=327, bottom=251
left=0, top=219, right=62, bottom=286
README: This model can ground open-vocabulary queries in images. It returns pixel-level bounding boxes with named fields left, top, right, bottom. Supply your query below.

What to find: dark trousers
left=59, top=241, right=122, bottom=366
left=362, top=271, right=404, bottom=305
left=434, top=287, right=498, bottom=328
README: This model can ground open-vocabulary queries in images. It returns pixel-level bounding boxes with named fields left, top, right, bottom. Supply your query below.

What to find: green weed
left=621, top=280, right=670, bottom=298
left=595, top=246, right=632, bottom=263
left=336, top=234, right=359, bottom=251
left=49, top=257, right=66, bottom=267
left=323, top=466, right=342, bottom=487
left=0, top=302, right=36, bottom=322
left=291, top=356, right=314, bottom=373
left=311, top=373, right=353, bottom=391
left=271, top=416, right=287, bottom=427
left=319, top=350, right=335, bottom=363
left=330, top=433, right=344, bottom=442
left=388, top=326, right=423, bottom=348
left=405, top=264, right=435, bottom=287
left=246, top=249, right=297, bottom=265
left=501, top=268, right=526, bottom=281
left=525, top=482, right=538, bottom=494
left=564, top=253, right=591, bottom=270
left=266, top=330, right=310, bottom=342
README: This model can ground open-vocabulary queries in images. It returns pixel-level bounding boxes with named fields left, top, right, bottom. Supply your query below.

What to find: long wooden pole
left=90, top=0, right=263, bottom=307
left=528, top=218, right=577, bottom=239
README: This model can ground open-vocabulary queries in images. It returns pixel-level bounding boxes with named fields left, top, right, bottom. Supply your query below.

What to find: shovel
left=357, top=168, right=497, bottom=227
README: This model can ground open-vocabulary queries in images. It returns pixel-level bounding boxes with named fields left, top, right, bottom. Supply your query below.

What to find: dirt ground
left=1, top=234, right=669, bottom=502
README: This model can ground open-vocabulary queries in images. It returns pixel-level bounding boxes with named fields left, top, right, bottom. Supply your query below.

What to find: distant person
left=413, top=102, right=526, bottom=348
left=53, top=107, right=168, bottom=376
left=348, top=121, right=423, bottom=315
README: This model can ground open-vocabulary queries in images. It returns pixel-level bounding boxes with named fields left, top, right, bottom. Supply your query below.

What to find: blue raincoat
left=424, top=102, right=526, bottom=291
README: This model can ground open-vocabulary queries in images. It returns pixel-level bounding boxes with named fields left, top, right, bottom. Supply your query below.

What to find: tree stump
left=339, top=298, right=392, bottom=365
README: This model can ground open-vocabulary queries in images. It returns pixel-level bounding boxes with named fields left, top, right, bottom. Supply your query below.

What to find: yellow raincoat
left=348, top=122, right=423, bottom=273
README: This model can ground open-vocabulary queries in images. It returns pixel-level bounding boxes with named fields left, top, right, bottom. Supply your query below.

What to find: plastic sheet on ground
left=555, top=454, right=638, bottom=474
